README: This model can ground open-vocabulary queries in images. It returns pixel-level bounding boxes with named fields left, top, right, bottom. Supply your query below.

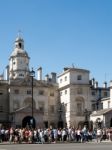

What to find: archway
left=58, top=121, right=63, bottom=128
left=22, top=116, right=35, bottom=128
left=110, top=118, right=112, bottom=127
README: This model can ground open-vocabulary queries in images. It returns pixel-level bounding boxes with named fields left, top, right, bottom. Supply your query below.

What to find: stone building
left=0, top=79, right=9, bottom=126
left=0, top=35, right=59, bottom=128
left=90, top=81, right=112, bottom=128
left=0, top=34, right=111, bottom=129
left=57, top=67, right=91, bottom=128
left=57, top=68, right=110, bottom=128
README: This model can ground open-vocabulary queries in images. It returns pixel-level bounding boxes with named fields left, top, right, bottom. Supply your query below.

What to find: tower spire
left=18, top=30, right=22, bottom=38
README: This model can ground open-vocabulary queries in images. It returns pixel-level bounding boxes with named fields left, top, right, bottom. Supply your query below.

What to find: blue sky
left=0, top=0, right=112, bottom=86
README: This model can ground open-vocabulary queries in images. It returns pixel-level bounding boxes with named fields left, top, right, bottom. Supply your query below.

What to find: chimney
left=95, top=81, right=98, bottom=88
left=63, top=67, right=69, bottom=71
left=110, top=81, right=112, bottom=107
left=45, top=74, right=49, bottom=82
left=51, top=72, right=56, bottom=83
left=103, top=82, right=107, bottom=88
left=5, top=65, right=9, bottom=81
left=37, top=67, right=42, bottom=80
left=110, top=80, right=112, bottom=88
left=92, top=78, right=95, bottom=87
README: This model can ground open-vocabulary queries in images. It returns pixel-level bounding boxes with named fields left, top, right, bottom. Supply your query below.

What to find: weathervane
left=18, top=30, right=22, bottom=38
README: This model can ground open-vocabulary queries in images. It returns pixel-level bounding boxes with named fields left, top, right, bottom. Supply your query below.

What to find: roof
left=10, top=48, right=29, bottom=58
left=91, top=108, right=112, bottom=116
left=101, top=97, right=110, bottom=101
left=58, top=67, right=89, bottom=78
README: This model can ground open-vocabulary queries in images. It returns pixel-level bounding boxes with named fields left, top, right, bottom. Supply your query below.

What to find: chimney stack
left=110, top=81, right=112, bottom=108
left=45, top=74, right=49, bottom=82
left=95, top=81, right=98, bottom=88
left=5, top=65, right=9, bottom=81
left=91, top=78, right=95, bottom=87
left=37, top=67, right=42, bottom=80
left=51, top=72, right=56, bottom=83
left=103, top=82, right=107, bottom=88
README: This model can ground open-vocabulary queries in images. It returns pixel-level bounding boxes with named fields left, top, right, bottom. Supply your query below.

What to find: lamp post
left=96, top=118, right=102, bottom=128
left=58, top=105, right=63, bottom=128
left=84, top=109, right=91, bottom=128
left=30, top=68, right=35, bottom=128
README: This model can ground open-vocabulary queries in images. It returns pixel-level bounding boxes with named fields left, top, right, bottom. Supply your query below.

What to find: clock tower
left=9, top=35, right=30, bottom=79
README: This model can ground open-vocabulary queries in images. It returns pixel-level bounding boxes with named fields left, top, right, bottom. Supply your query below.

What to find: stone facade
left=0, top=35, right=59, bottom=128
left=58, top=67, right=91, bottom=128
left=0, top=35, right=111, bottom=129
left=0, top=80, right=9, bottom=125
left=90, top=81, right=112, bottom=128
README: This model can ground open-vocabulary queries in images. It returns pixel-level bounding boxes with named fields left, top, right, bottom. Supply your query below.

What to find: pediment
left=14, top=105, right=41, bottom=113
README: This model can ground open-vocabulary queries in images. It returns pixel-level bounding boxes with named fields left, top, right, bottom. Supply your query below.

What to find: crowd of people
left=0, top=126, right=112, bottom=144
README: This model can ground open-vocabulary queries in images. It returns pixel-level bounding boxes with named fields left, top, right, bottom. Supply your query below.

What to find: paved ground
left=0, top=142, right=112, bottom=150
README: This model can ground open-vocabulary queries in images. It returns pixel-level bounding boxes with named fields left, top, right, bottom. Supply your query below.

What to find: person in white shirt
left=96, top=128, right=102, bottom=143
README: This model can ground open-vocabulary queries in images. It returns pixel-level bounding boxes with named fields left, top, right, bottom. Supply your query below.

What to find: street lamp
left=84, top=109, right=91, bottom=128
left=58, top=105, right=63, bottom=128
left=96, top=118, right=102, bottom=128
left=30, top=68, right=35, bottom=128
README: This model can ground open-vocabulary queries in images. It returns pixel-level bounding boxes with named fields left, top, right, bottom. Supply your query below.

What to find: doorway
left=110, top=118, right=112, bottom=127
left=22, top=116, right=35, bottom=128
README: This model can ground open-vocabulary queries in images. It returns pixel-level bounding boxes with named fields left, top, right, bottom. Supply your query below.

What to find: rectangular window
left=91, top=91, right=96, bottom=96
left=65, top=76, right=67, bottom=81
left=19, top=74, right=24, bottom=77
left=92, top=104, right=96, bottom=111
left=39, top=90, right=44, bottom=95
left=0, top=106, right=3, bottom=112
left=39, top=106, right=44, bottom=112
left=104, top=91, right=108, bottom=97
left=50, top=92, right=54, bottom=96
left=38, top=102, right=44, bottom=112
left=65, top=104, right=67, bottom=112
left=108, top=101, right=110, bottom=108
left=14, top=89, right=19, bottom=94
left=77, top=75, right=82, bottom=80
left=27, top=90, right=32, bottom=95
left=77, top=103, right=82, bottom=115
left=60, top=79, right=62, bottom=83
left=0, top=90, right=3, bottom=95
left=65, top=90, right=67, bottom=94
left=50, top=105, right=55, bottom=113
left=101, top=103, right=103, bottom=109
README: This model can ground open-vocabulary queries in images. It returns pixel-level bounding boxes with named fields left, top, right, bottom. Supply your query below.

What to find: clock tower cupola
left=9, top=34, right=30, bottom=79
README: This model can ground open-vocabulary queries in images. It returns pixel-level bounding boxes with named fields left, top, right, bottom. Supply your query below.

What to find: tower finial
left=72, top=63, right=75, bottom=68
left=18, top=30, right=22, bottom=38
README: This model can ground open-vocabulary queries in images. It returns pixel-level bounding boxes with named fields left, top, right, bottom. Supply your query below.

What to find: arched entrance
left=58, top=121, right=63, bottom=128
left=110, top=118, right=112, bottom=127
left=22, top=116, right=35, bottom=128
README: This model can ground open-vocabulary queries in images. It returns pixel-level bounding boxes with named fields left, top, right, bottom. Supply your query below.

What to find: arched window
left=19, top=43, right=22, bottom=48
